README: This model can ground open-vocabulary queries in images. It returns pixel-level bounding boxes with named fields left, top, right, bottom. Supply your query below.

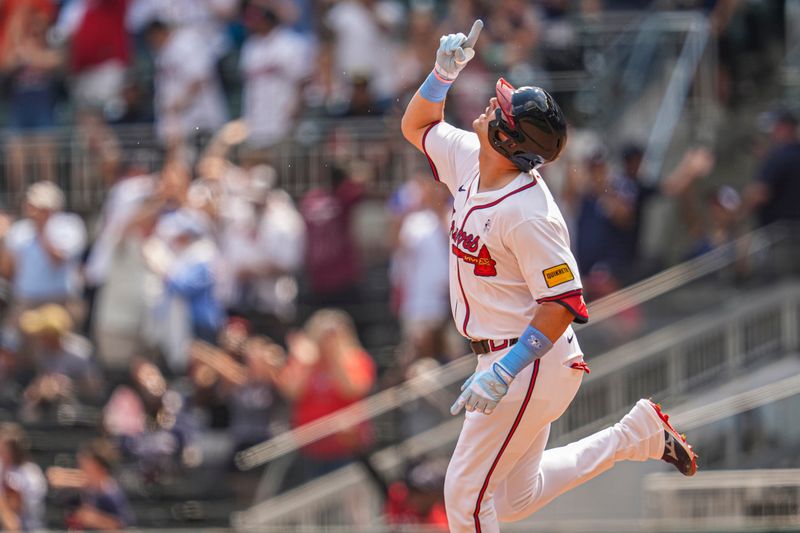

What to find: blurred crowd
left=0, top=0, right=796, bottom=530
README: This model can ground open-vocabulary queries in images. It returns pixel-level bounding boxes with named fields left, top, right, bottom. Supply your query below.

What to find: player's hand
left=450, top=362, right=513, bottom=415
left=434, top=19, right=483, bottom=81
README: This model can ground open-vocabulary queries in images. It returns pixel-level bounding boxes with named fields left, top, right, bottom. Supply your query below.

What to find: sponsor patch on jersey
left=543, top=263, right=574, bottom=288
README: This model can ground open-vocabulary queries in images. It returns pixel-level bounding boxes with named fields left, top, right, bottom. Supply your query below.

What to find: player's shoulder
left=500, top=175, right=567, bottom=228
left=427, top=122, right=480, bottom=152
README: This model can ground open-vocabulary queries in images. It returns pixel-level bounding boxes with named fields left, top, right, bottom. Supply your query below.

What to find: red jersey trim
left=457, top=179, right=538, bottom=337
left=456, top=262, right=471, bottom=337
left=473, top=359, right=540, bottom=532
left=537, top=289, right=589, bottom=324
left=421, top=121, right=442, bottom=182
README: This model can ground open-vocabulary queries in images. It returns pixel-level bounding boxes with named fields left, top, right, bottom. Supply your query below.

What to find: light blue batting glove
left=450, top=362, right=513, bottom=416
left=434, top=19, right=483, bottom=81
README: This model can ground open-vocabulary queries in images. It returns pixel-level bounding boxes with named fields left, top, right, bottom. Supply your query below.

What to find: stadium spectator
left=1, top=5, right=60, bottom=192
left=145, top=19, right=227, bottom=149
left=279, top=309, right=375, bottom=477
left=18, top=304, right=102, bottom=419
left=571, top=144, right=708, bottom=289
left=742, top=109, right=800, bottom=226
left=127, top=0, right=238, bottom=60
left=0, top=423, right=47, bottom=531
left=340, top=73, right=386, bottom=117
left=389, top=177, right=451, bottom=362
left=103, top=358, right=199, bottom=482
left=0, top=182, right=87, bottom=346
left=56, top=0, right=130, bottom=112
left=190, top=334, right=286, bottom=452
left=571, top=150, right=633, bottom=284
left=384, top=456, right=449, bottom=530
left=144, top=208, right=222, bottom=370
left=300, top=165, right=367, bottom=308
left=47, top=439, right=134, bottom=530
left=0, top=0, right=55, bottom=63
left=220, top=166, right=305, bottom=343
left=324, top=0, right=404, bottom=105
left=239, top=4, right=313, bottom=149
left=87, top=159, right=156, bottom=373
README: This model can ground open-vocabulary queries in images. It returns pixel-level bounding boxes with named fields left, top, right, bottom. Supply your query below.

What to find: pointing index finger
left=463, top=19, right=483, bottom=49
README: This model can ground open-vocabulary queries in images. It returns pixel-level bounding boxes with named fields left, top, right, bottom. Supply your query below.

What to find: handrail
left=234, top=282, right=800, bottom=526
left=235, top=225, right=789, bottom=471
left=640, top=12, right=711, bottom=184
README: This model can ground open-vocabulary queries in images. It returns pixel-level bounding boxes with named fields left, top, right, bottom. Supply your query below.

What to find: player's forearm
left=492, top=303, right=574, bottom=381
left=401, top=85, right=446, bottom=151
left=529, top=301, right=575, bottom=343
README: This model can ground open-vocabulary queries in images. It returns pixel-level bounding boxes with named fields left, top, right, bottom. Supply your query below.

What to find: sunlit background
left=0, top=0, right=797, bottom=531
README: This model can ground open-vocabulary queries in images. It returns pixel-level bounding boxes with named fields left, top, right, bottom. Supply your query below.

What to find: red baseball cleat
left=649, top=400, right=698, bottom=476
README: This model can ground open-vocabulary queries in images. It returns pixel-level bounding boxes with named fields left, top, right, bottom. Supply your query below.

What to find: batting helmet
left=488, top=78, right=568, bottom=172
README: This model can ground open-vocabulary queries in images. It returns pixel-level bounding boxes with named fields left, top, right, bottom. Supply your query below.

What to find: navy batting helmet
left=488, top=78, right=568, bottom=172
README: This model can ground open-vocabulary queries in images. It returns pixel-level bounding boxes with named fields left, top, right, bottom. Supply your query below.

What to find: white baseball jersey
left=420, top=122, right=665, bottom=533
left=422, top=121, right=588, bottom=342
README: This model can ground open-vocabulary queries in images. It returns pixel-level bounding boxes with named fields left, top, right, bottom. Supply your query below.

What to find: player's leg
left=444, top=340, right=583, bottom=533
left=495, top=398, right=686, bottom=522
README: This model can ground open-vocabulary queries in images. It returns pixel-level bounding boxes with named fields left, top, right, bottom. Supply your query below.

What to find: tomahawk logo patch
left=542, top=263, right=574, bottom=288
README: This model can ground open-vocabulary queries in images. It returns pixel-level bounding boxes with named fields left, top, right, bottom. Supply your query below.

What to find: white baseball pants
left=444, top=333, right=665, bottom=533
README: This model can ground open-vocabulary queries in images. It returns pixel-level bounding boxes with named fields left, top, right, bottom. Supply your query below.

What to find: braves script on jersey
left=422, top=121, right=588, bottom=341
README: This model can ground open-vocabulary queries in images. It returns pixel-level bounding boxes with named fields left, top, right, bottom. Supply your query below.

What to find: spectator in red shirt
left=277, top=309, right=375, bottom=477
left=56, top=0, right=130, bottom=111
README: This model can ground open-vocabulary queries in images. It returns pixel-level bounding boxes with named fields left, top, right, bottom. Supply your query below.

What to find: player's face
left=473, top=97, right=500, bottom=138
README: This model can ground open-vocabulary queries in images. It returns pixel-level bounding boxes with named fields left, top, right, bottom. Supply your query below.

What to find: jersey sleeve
left=507, top=216, right=588, bottom=324
left=421, top=121, right=480, bottom=196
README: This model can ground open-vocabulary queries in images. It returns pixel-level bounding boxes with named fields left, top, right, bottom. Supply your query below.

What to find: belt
left=469, top=338, right=518, bottom=355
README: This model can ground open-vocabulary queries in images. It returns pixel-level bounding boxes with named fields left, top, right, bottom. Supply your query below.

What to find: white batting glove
left=434, top=19, right=483, bottom=81
left=450, top=362, right=513, bottom=416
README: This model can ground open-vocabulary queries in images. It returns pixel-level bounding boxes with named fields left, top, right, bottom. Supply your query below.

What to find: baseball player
left=400, top=20, right=698, bottom=533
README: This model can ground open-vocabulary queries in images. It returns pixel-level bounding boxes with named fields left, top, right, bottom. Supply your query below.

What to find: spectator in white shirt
left=127, top=0, right=239, bottom=60
left=239, top=5, right=314, bottom=149
left=0, top=423, right=47, bottom=532
left=145, top=20, right=228, bottom=148
left=324, top=0, right=404, bottom=104
left=390, top=178, right=451, bottom=362
left=219, top=166, right=305, bottom=343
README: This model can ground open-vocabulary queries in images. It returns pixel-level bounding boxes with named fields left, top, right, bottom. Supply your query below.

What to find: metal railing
left=645, top=469, right=800, bottom=526
left=234, top=281, right=800, bottom=527
left=0, top=11, right=717, bottom=214
left=235, top=225, right=789, bottom=471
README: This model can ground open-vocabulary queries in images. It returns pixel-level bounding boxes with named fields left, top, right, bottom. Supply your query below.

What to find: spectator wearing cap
left=0, top=423, right=47, bottom=531
left=1, top=182, right=87, bottom=346
left=18, top=303, right=101, bottom=419
left=47, top=439, right=134, bottom=530
left=239, top=4, right=314, bottom=149
left=743, top=109, right=800, bottom=226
